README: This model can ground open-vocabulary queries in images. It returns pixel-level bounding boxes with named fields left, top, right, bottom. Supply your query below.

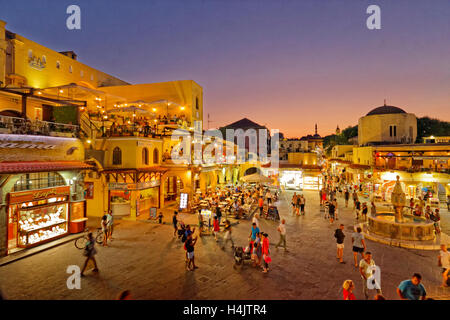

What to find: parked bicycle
left=74, top=228, right=104, bottom=249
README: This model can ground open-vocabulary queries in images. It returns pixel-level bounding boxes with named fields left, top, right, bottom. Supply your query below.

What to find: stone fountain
left=367, top=176, right=435, bottom=241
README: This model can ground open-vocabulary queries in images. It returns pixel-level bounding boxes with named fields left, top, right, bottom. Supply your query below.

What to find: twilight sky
left=2, top=0, right=449, bottom=137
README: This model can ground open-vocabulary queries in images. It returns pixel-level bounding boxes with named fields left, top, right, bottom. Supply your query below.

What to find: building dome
left=366, top=105, right=406, bottom=116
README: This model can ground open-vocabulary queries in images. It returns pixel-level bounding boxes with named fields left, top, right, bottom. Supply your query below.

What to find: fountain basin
left=368, top=212, right=435, bottom=241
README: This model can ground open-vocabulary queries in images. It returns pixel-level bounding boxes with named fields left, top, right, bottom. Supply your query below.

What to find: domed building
left=358, top=103, right=417, bottom=146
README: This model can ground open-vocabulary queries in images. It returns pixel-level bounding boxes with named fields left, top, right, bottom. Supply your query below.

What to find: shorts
left=300, top=204, right=305, bottom=211
left=352, top=246, right=364, bottom=253
left=337, top=243, right=344, bottom=249
left=187, top=251, right=194, bottom=259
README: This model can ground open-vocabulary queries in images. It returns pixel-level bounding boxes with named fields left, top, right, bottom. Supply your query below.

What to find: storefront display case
left=18, top=203, right=68, bottom=248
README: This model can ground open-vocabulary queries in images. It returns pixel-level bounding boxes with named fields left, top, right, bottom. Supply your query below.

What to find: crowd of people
left=170, top=184, right=279, bottom=273
left=74, top=171, right=448, bottom=300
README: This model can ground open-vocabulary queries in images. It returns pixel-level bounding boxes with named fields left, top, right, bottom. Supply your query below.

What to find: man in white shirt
left=359, top=252, right=382, bottom=299
left=275, top=219, right=287, bottom=251
left=439, top=244, right=450, bottom=287
left=252, top=213, right=260, bottom=229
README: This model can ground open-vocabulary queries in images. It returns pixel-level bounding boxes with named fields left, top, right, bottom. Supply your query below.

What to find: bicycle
left=74, top=228, right=105, bottom=249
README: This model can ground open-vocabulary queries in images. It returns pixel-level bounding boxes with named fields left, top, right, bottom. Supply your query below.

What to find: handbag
left=264, top=254, right=272, bottom=263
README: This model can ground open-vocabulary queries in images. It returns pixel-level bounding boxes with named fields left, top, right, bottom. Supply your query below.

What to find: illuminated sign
left=179, top=193, right=188, bottom=210
left=8, top=186, right=70, bottom=204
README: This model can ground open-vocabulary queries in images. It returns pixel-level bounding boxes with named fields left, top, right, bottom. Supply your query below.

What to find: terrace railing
left=0, top=115, right=79, bottom=138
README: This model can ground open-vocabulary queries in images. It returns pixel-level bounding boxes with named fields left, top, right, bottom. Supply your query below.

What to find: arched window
left=153, top=148, right=159, bottom=164
left=113, top=147, right=122, bottom=165
left=142, top=147, right=149, bottom=165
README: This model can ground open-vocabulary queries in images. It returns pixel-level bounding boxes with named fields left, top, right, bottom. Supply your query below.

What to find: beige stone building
left=358, top=104, right=417, bottom=146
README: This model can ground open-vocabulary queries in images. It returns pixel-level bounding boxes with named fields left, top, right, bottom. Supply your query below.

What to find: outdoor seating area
left=0, top=115, right=79, bottom=138
left=88, top=111, right=192, bottom=138
left=188, top=184, right=263, bottom=219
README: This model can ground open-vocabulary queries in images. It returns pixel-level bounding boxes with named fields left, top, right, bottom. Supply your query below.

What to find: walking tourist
left=342, top=280, right=356, bottom=300
left=258, top=197, right=264, bottom=216
left=185, top=233, right=199, bottom=271
left=106, top=210, right=114, bottom=241
left=222, top=220, right=234, bottom=249
left=250, top=223, right=260, bottom=241
left=334, top=224, right=345, bottom=264
left=397, top=273, right=427, bottom=300
left=355, top=199, right=361, bottom=220
left=261, top=233, right=271, bottom=273
left=352, top=227, right=366, bottom=268
left=370, top=202, right=377, bottom=217
left=292, top=192, right=298, bottom=214
left=359, top=252, right=381, bottom=300
left=81, top=232, right=99, bottom=276
left=266, top=190, right=272, bottom=205
left=328, top=199, right=336, bottom=224
left=430, top=208, right=441, bottom=234
left=438, top=244, right=450, bottom=287
left=352, top=190, right=358, bottom=209
left=172, top=211, right=178, bottom=237
left=213, top=216, right=220, bottom=241
left=252, top=213, right=260, bottom=229
left=300, top=195, right=306, bottom=216
left=344, top=189, right=350, bottom=208
left=361, top=203, right=368, bottom=221
left=275, top=219, right=287, bottom=250
left=101, top=215, right=108, bottom=247
left=253, top=232, right=263, bottom=267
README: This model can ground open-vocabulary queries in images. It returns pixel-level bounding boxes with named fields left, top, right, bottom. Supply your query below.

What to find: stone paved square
left=1, top=190, right=449, bottom=300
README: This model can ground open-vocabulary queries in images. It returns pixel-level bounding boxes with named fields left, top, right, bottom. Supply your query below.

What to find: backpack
left=181, top=233, right=187, bottom=243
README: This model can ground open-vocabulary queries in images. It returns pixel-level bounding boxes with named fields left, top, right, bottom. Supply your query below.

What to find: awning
left=0, top=161, right=94, bottom=174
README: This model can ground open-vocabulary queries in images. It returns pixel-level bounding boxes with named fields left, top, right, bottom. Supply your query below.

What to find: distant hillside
left=323, top=117, right=450, bottom=153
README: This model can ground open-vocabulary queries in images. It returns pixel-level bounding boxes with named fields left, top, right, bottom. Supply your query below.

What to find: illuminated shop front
left=3, top=166, right=90, bottom=256
left=279, top=170, right=303, bottom=189
left=103, top=168, right=166, bottom=218
left=108, top=180, right=161, bottom=217
left=278, top=170, right=323, bottom=191
left=8, top=186, right=70, bottom=251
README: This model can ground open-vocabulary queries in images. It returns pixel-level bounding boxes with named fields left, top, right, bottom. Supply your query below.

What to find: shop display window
left=18, top=203, right=68, bottom=247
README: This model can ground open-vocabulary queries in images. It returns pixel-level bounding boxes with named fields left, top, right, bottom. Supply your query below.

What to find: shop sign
left=8, top=186, right=70, bottom=204
left=109, top=180, right=160, bottom=191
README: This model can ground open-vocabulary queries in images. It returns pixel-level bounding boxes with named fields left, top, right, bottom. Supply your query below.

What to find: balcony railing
left=0, top=115, right=79, bottom=138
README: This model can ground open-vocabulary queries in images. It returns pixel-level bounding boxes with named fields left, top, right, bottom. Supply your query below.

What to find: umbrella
left=107, top=106, right=151, bottom=114
left=240, top=173, right=274, bottom=184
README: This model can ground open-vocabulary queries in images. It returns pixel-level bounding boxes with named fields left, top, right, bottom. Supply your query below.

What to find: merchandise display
left=18, top=203, right=68, bottom=247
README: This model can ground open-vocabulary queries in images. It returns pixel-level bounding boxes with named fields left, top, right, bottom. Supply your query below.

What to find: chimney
left=0, top=20, right=7, bottom=86
left=59, top=51, right=78, bottom=60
